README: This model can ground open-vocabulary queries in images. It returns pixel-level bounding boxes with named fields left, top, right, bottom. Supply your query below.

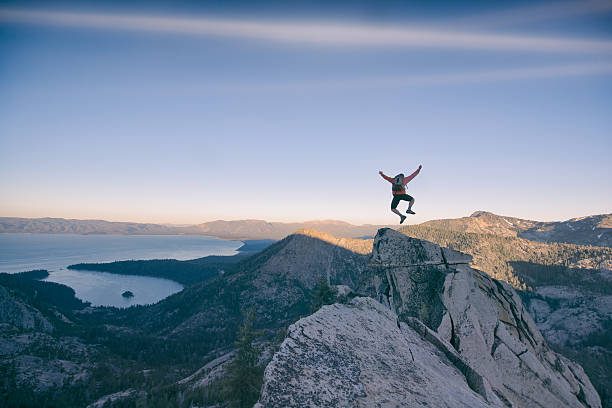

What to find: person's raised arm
left=403, top=165, right=422, bottom=185
left=379, top=170, right=394, bottom=183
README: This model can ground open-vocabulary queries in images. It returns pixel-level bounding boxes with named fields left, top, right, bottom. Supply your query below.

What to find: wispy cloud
left=449, top=0, right=612, bottom=29
left=1, top=9, right=612, bottom=53
left=202, top=61, right=612, bottom=92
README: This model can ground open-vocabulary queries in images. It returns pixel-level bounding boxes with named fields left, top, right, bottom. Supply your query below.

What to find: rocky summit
left=257, top=228, right=601, bottom=408
left=257, top=297, right=496, bottom=408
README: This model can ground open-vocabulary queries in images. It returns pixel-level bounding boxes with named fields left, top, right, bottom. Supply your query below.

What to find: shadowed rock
left=0, top=285, right=53, bottom=333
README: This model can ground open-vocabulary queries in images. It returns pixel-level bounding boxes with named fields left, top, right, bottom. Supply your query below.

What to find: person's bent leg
left=392, top=208, right=407, bottom=223
left=391, top=196, right=407, bottom=224
left=406, top=195, right=416, bottom=214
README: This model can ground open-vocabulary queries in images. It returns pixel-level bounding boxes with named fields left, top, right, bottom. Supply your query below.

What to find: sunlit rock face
left=257, top=297, right=499, bottom=408
left=257, top=228, right=601, bottom=408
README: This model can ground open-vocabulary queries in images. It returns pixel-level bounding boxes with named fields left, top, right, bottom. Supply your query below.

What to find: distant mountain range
left=190, top=219, right=385, bottom=240
left=1, top=212, right=610, bottom=246
left=0, top=217, right=183, bottom=235
left=0, top=217, right=387, bottom=240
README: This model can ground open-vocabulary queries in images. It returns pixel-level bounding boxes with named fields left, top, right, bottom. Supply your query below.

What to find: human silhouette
left=379, top=165, right=422, bottom=224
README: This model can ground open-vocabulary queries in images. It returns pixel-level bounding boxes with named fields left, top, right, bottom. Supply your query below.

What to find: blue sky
left=1, top=0, right=611, bottom=225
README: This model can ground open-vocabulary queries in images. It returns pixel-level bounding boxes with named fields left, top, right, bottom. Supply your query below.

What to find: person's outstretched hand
left=418, top=165, right=422, bottom=170
left=379, top=170, right=383, bottom=175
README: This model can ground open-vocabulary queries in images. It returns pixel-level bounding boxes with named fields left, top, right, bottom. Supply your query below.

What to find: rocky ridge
left=257, top=297, right=498, bottom=408
left=398, top=223, right=612, bottom=401
left=257, top=228, right=601, bottom=408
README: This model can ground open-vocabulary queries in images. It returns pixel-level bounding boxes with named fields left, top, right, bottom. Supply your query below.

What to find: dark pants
left=391, top=194, right=413, bottom=209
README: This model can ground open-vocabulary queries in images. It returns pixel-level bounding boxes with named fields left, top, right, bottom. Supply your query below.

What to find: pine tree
left=224, top=307, right=265, bottom=408
left=311, top=276, right=338, bottom=312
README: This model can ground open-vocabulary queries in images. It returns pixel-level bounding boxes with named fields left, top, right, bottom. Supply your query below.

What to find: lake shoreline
left=64, top=239, right=276, bottom=285
left=1, top=233, right=258, bottom=307
left=12, top=239, right=275, bottom=308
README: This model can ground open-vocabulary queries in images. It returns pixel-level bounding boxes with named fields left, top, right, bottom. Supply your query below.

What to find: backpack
left=392, top=174, right=404, bottom=192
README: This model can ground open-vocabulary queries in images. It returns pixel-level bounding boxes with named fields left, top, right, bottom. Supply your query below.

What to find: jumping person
left=379, top=165, right=422, bottom=224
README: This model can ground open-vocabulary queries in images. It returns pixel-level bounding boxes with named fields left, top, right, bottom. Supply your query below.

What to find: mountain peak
left=291, top=228, right=373, bottom=255
left=293, top=228, right=337, bottom=240
left=470, top=210, right=493, bottom=218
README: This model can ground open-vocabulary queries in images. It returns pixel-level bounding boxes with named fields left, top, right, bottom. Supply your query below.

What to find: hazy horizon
left=1, top=208, right=610, bottom=226
left=2, top=1, right=611, bottom=225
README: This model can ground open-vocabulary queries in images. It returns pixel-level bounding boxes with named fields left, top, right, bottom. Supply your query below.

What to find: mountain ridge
left=0, top=216, right=388, bottom=240
left=2, top=211, right=610, bottom=244
left=423, top=211, right=612, bottom=247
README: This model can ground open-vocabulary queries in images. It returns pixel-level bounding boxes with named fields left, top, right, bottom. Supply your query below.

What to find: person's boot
left=400, top=215, right=407, bottom=224
left=406, top=209, right=415, bottom=215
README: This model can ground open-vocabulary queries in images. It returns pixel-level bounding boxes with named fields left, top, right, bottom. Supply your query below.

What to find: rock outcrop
left=525, top=285, right=612, bottom=402
left=397, top=221, right=612, bottom=399
left=257, top=297, right=499, bottom=408
left=528, top=286, right=612, bottom=347
left=0, top=279, right=94, bottom=395
left=257, top=228, right=601, bottom=408
left=0, top=285, right=53, bottom=333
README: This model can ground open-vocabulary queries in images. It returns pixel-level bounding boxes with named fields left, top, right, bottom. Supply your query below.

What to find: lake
left=0, top=233, right=242, bottom=307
